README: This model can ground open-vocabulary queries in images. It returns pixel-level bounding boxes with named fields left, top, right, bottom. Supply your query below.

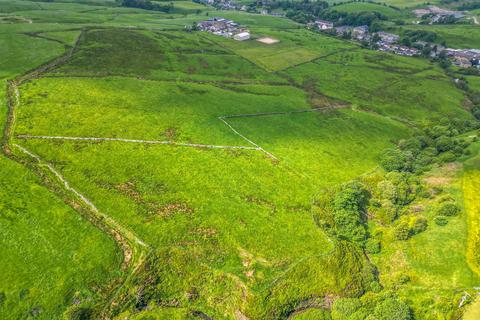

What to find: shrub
left=438, top=202, right=460, bottom=216
left=333, top=181, right=370, bottom=245
left=434, top=215, right=448, bottom=226
left=380, top=148, right=408, bottom=172
left=435, top=136, right=454, bottom=152
left=394, top=222, right=411, bottom=240
left=410, top=217, right=428, bottom=234
left=332, top=298, right=362, bottom=320
left=0, top=292, right=5, bottom=308
left=365, top=238, right=381, bottom=254
left=438, top=151, right=456, bottom=163
left=373, top=298, right=412, bottom=320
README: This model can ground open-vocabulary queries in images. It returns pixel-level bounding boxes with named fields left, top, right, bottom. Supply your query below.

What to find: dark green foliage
left=435, top=136, right=455, bottom=153
left=332, top=181, right=370, bottom=245
left=373, top=298, right=412, bottom=320
left=380, top=119, right=474, bottom=174
left=438, top=202, right=460, bottom=217
left=378, top=172, right=419, bottom=207
left=0, top=292, right=5, bottom=308
left=365, top=238, right=381, bottom=254
left=434, top=215, right=449, bottom=226
left=380, top=148, right=410, bottom=172
left=403, top=30, right=437, bottom=43
left=331, top=298, right=363, bottom=320
left=410, top=216, right=428, bottom=234
left=394, top=222, right=411, bottom=240
left=64, top=305, right=94, bottom=320
left=119, top=0, right=172, bottom=12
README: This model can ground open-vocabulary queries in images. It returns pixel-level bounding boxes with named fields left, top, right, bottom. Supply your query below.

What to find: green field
left=2, top=0, right=480, bottom=319
left=330, top=1, right=411, bottom=19
left=283, top=49, right=470, bottom=121
left=398, top=25, right=480, bottom=49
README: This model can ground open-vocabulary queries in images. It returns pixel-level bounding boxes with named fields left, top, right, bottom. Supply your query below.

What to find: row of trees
left=116, top=0, right=173, bottom=13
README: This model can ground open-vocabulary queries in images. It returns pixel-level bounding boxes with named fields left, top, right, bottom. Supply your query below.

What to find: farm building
left=316, top=20, right=333, bottom=30
left=234, top=32, right=250, bottom=41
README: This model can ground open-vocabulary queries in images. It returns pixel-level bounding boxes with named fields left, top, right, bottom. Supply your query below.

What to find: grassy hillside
left=2, top=0, right=480, bottom=318
left=283, top=49, right=471, bottom=122
left=0, top=156, right=122, bottom=319
left=398, top=25, right=480, bottom=49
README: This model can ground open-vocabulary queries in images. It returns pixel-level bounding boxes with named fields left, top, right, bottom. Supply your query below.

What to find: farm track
left=2, top=30, right=152, bottom=319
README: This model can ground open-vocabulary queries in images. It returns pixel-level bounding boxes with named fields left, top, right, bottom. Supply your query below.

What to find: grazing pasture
left=208, top=27, right=356, bottom=71
left=53, top=28, right=284, bottom=82
left=226, top=109, right=410, bottom=183
left=398, top=25, right=480, bottom=49
left=283, top=49, right=471, bottom=121
left=2, top=0, right=480, bottom=318
left=329, top=1, right=411, bottom=19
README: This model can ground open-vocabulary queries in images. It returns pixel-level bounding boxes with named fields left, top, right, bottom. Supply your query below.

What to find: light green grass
left=0, top=155, right=122, bottom=320
left=370, top=0, right=440, bottom=8
left=54, top=28, right=284, bottom=82
left=208, top=28, right=356, bottom=71
left=0, top=31, right=64, bottom=79
left=399, top=24, right=480, bottom=48
left=227, top=109, right=410, bottom=184
left=284, top=49, right=471, bottom=122
left=330, top=2, right=410, bottom=19
left=16, top=138, right=334, bottom=318
left=16, top=77, right=307, bottom=144
left=41, top=29, right=81, bottom=45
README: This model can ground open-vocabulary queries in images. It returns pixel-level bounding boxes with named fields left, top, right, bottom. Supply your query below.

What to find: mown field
left=2, top=0, right=480, bottom=319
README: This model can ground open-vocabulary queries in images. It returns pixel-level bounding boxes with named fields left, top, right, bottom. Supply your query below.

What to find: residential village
left=312, top=20, right=480, bottom=68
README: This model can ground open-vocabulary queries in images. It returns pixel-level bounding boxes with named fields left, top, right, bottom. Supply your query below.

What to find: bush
left=365, top=238, right=381, bottom=254
left=438, top=202, right=460, bottom=216
left=434, top=215, right=449, bottom=226
left=394, top=222, right=411, bottom=240
left=410, top=217, right=428, bottom=234
left=438, top=151, right=456, bottom=163
left=435, top=136, right=454, bottom=152
left=332, top=298, right=363, bottom=320
left=373, top=298, right=412, bottom=320
left=332, top=181, right=370, bottom=245
left=0, top=292, right=5, bottom=308
left=380, top=148, right=409, bottom=172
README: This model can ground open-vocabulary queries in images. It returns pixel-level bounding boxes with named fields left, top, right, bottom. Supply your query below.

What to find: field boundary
left=16, top=134, right=261, bottom=151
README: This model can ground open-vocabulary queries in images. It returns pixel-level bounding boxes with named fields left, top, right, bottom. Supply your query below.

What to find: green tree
left=374, top=298, right=412, bottom=320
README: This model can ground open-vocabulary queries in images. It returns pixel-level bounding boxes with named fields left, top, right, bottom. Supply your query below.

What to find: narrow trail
left=16, top=134, right=261, bottom=151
